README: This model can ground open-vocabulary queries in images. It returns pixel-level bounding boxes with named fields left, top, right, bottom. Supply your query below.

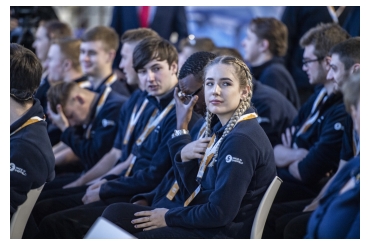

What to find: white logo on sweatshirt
left=225, top=155, right=243, bottom=164
left=10, top=163, right=27, bottom=176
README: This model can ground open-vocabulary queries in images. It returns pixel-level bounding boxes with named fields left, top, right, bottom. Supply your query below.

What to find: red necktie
left=139, top=6, right=150, bottom=28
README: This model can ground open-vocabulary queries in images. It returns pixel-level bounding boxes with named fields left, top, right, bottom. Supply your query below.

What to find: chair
left=10, top=184, right=44, bottom=239
left=84, top=217, right=137, bottom=239
left=250, top=176, right=282, bottom=239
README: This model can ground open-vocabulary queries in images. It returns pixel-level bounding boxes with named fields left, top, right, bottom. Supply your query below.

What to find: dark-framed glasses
left=302, top=57, right=324, bottom=67
left=178, top=85, right=203, bottom=104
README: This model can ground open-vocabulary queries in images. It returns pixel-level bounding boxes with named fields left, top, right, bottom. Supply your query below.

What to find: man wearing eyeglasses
left=272, top=23, right=350, bottom=204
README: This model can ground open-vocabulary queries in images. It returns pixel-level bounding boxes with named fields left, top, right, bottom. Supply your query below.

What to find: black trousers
left=34, top=195, right=132, bottom=239
left=284, top=212, right=312, bottom=239
left=102, top=203, right=231, bottom=239
left=262, top=199, right=312, bottom=239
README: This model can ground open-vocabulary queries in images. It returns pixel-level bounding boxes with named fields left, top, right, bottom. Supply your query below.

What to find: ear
left=259, top=39, right=269, bottom=53
left=170, top=61, right=178, bottom=76
left=240, top=85, right=250, bottom=100
left=351, top=63, right=360, bottom=73
left=63, top=59, right=72, bottom=71
left=74, top=94, right=85, bottom=105
left=107, top=49, right=116, bottom=62
left=324, top=56, right=331, bottom=71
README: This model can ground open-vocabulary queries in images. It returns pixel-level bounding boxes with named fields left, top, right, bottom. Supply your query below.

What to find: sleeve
left=165, top=133, right=259, bottom=229
left=99, top=113, right=177, bottom=199
left=340, top=115, right=355, bottom=161
left=10, top=140, right=51, bottom=215
left=298, top=106, right=348, bottom=184
left=61, top=100, right=123, bottom=169
left=113, top=102, right=130, bottom=150
left=346, top=212, right=360, bottom=238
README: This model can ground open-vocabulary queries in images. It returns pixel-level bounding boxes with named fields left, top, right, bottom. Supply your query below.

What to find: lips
left=209, top=99, right=223, bottom=104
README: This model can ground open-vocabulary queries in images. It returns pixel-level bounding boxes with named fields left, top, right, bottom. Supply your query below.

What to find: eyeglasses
left=178, top=85, right=203, bottom=104
left=302, top=57, right=324, bottom=67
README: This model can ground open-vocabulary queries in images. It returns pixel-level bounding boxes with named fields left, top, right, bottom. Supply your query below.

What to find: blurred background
left=10, top=6, right=285, bottom=57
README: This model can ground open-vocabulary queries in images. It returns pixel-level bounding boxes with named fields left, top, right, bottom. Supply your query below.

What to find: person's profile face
left=79, top=41, right=110, bottom=77
left=302, top=44, right=327, bottom=86
left=32, top=26, right=50, bottom=63
left=327, top=53, right=349, bottom=91
left=242, top=27, right=261, bottom=64
left=119, top=42, right=139, bottom=87
left=47, top=44, right=65, bottom=83
left=137, top=59, right=177, bottom=98
left=63, top=95, right=88, bottom=127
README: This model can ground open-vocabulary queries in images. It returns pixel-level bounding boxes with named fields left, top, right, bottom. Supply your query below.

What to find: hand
left=81, top=179, right=107, bottom=204
left=181, top=137, right=211, bottom=162
left=47, top=102, right=69, bottom=131
left=132, top=199, right=149, bottom=206
left=131, top=208, right=169, bottom=231
left=63, top=179, right=83, bottom=189
left=174, top=87, right=198, bottom=130
left=281, top=126, right=295, bottom=148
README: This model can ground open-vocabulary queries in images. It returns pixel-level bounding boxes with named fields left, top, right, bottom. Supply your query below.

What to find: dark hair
left=179, top=37, right=216, bottom=53
left=300, top=23, right=350, bottom=59
left=249, top=17, right=288, bottom=56
left=133, top=37, right=178, bottom=72
left=178, top=51, right=216, bottom=82
left=81, top=26, right=119, bottom=51
left=121, top=28, right=160, bottom=45
left=330, top=37, right=360, bottom=70
left=343, top=72, right=360, bottom=113
left=212, top=47, right=244, bottom=60
left=10, top=43, right=42, bottom=102
left=43, top=20, right=72, bottom=40
left=47, top=81, right=78, bottom=113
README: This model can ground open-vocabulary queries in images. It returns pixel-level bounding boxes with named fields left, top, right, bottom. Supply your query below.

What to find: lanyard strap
left=352, top=128, right=360, bottom=156
left=135, top=99, right=175, bottom=146
left=10, top=116, right=44, bottom=136
left=124, top=99, right=175, bottom=176
left=295, top=88, right=328, bottom=138
left=123, top=99, right=149, bottom=145
left=85, top=86, right=112, bottom=139
left=77, top=80, right=92, bottom=89
left=184, top=112, right=258, bottom=207
left=104, top=74, right=117, bottom=87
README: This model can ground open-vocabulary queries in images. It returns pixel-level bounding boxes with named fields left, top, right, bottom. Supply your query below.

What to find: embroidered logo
left=334, top=122, right=343, bottom=131
left=225, top=155, right=243, bottom=164
left=102, top=119, right=115, bottom=127
left=10, top=163, right=27, bottom=176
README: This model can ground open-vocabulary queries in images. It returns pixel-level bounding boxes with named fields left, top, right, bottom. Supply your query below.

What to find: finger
left=134, top=211, right=152, bottom=217
left=291, top=126, right=296, bottom=135
left=174, top=87, right=180, bottom=102
left=187, top=95, right=198, bottom=108
left=143, top=226, right=157, bottom=231
left=56, top=104, right=63, bottom=115
left=132, top=216, right=151, bottom=224
left=281, top=133, right=287, bottom=146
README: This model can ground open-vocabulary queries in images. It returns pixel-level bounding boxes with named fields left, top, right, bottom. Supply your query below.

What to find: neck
left=88, top=68, right=112, bottom=90
left=250, top=52, right=273, bottom=67
left=324, top=80, right=337, bottom=95
left=64, top=70, right=84, bottom=83
left=10, top=97, right=32, bottom=125
left=155, top=78, right=178, bottom=102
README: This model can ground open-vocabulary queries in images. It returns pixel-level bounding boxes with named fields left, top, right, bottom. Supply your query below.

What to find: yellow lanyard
left=123, top=99, right=149, bottom=145
left=124, top=99, right=175, bottom=177
left=184, top=112, right=258, bottom=207
left=11, top=116, right=44, bottom=137
left=85, top=86, right=112, bottom=139
left=77, top=80, right=92, bottom=89
left=104, top=74, right=117, bottom=87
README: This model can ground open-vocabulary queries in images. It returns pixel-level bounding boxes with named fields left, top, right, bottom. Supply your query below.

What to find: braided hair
left=203, top=56, right=253, bottom=163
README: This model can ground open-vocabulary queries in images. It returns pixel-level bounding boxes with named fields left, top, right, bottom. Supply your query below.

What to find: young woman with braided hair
left=100, top=56, right=276, bottom=238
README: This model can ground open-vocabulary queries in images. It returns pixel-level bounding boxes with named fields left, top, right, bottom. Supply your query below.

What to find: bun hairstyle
left=203, top=56, right=253, bottom=163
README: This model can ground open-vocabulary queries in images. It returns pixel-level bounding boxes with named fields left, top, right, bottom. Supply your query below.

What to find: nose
left=147, top=70, right=155, bottom=82
left=119, top=59, right=124, bottom=70
left=326, top=69, right=334, bottom=81
left=212, top=84, right=221, bottom=95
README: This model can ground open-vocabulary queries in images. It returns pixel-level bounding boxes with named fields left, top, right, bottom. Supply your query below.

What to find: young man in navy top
left=242, top=17, right=300, bottom=109
left=10, top=43, right=55, bottom=219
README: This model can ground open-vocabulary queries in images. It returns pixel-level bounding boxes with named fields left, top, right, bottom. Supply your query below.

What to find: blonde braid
left=205, top=110, right=214, bottom=137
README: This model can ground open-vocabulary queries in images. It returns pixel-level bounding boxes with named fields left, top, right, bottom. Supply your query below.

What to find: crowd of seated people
left=10, top=12, right=360, bottom=239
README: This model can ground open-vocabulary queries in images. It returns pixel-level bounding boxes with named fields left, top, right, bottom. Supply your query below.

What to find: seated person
left=242, top=17, right=300, bottom=109
left=10, top=43, right=55, bottom=219
left=45, top=82, right=127, bottom=189
left=305, top=73, right=360, bottom=239
left=100, top=56, right=276, bottom=239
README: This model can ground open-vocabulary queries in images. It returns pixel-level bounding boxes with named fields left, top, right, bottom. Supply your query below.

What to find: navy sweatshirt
left=130, top=117, right=206, bottom=208
left=305, top=156, right=360, bottom=239
left=165, top=107, right=276, bottom=238
left=93, top=73, right=132, bottom=97
left=251, top=78, right=297, bottom=147
left=340, top=114, right=358, bottom=161
left=10, top=99, right=55, bottom=218
left=61, top=89, right=127, bottom=171
left=286, top=87, right=347, bottom=184
left=251, top=57, right=300, bottom=109
left=99, top=88, right=201, bottom=199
